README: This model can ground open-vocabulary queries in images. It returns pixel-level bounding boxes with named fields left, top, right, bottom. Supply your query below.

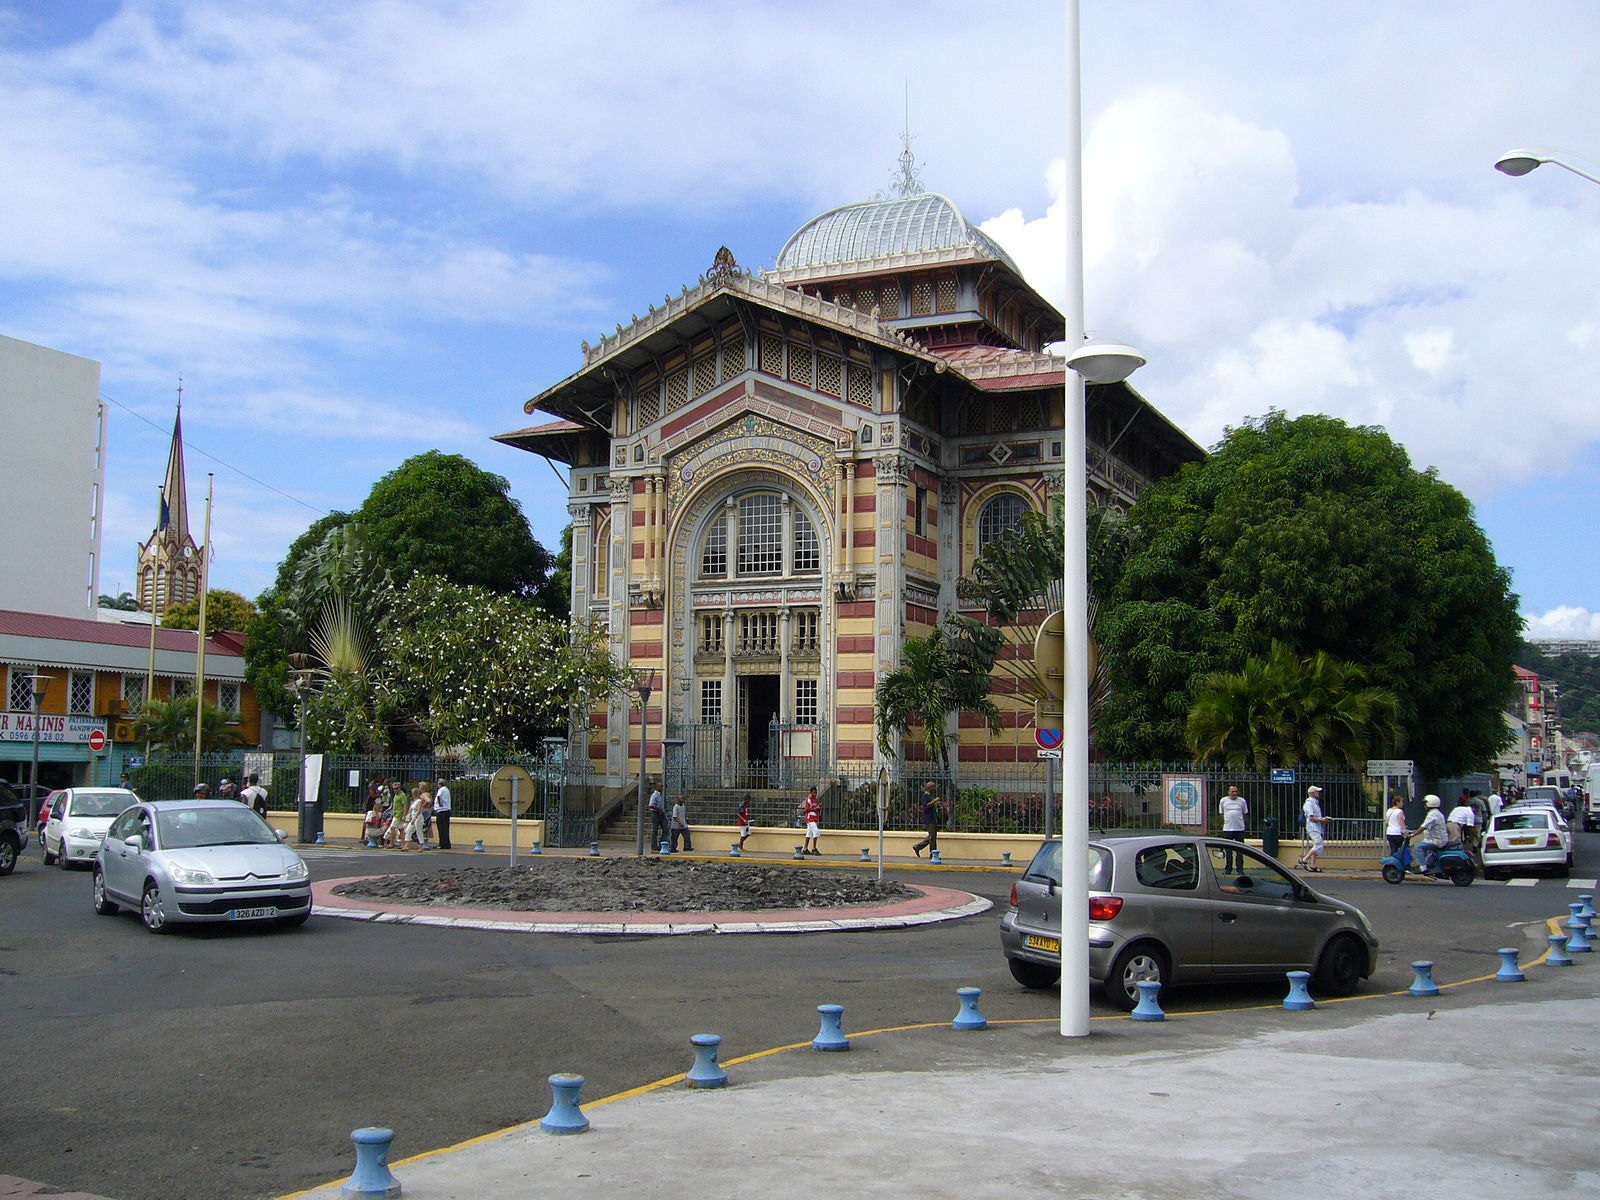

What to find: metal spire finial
left=891, top=82, right=924, bottom=198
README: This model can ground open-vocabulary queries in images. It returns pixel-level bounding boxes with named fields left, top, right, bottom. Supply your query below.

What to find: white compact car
left=1482, top=807, right=1573, bottom=880
left=41, top=787, right=141, bottom=869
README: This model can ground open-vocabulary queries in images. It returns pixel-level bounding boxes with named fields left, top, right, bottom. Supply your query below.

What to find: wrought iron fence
left=126, top=748, right=604, bottom=846
left=127, top=750, right=1384, bottom=845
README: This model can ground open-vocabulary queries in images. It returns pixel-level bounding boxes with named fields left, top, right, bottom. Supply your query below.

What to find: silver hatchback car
left=93, top=800, right=312, bottom=933
left=999, top=834, right=1378, bottom=1009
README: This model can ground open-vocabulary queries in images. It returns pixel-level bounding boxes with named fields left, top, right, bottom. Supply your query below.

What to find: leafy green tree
left=356, top=451, right=552, bottom=600
left=161, top=589, right=257, bottom=632
left=876, top=626, right=1002, bottom=769
left=1186, top=642, right=1400, bottom=769
left=372, top=578, right=628, bottom=754
left=1098, top=411, right=1521, bottom=776
left=98, top=591, right=137, bottom=611
left=135, top=697, right=244, bottom=754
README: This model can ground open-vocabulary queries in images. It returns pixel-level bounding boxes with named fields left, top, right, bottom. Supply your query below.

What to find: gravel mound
left=332, top=857, right=917, bottom=913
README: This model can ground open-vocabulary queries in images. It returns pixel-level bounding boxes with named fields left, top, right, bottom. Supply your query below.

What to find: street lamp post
left=286, top=653, right=324, bottom=845
left=633, top=670, right=657, bottom=856
left=1061, top=0, right=1146, bottom=1038
left=28, top=675, right=47, bottom=829
left=1495, top=147, right=1600, bottom=188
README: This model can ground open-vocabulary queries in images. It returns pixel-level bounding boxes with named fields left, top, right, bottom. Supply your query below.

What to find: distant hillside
left=1519, top=641, right=1600, bottom=737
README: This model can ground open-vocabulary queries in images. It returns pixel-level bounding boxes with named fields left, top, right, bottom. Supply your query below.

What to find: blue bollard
left=473, top=839, right=484, bottom=853
left=1569, top=901, right=1592, bottom=933
left=952, top=986, right=988, bottom=1030
left=794, top=845, right=806, bottom=860
left=685, top=1033, right=728, bottom=1089
left=316, top=831, right=326, bottom=845
left=529, top=840, right=542, bottom=855
left=540, top=1073, right=590, bottom=1134
left=1283, top=970, right=1315, bottom=1010
left=860, top=847, right=872, bottom=862
left=1408, top=961, right=1440, bottom=997
left=1579, top=894, right=1597, bottom=921
left=812, top=1004, right=850, bottom=1051
left=589, top=842, right=601, bottom=856
left=1130, top=979, right=1166, bottom=1021
left=1001, top=851, right=1012, bottom=865
left=729, top=844, right=741, bottom=857
left=1566, top=914, right=1592, bottom=953
left=929, top=849, right=942, bottom=864
left=341, top=1127, right=401, bottom=1198
left=1496, top=947, right=1525, bottom=981
left=1547, top=933, right=1574, bottom=967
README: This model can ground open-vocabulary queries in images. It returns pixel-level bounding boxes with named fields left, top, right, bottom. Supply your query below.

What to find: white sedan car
left=41, top=787, right=141, bottom=869
left=1482, top=807, right=1573, bottom=880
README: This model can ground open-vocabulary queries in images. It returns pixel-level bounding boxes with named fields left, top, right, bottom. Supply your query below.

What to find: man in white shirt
left=1486, top=790, right=1504, bottom=816
left=433, top=780, right=452, bottom=850
left=648, top=783, right=669, bottom=851
left=1446, top=793, right=1480, bottom=862
left=1415, top=795, right=1449, bottom=873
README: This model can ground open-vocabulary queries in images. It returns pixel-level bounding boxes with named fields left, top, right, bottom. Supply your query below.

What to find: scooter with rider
left=1381, top=793, right=1476, bottom=886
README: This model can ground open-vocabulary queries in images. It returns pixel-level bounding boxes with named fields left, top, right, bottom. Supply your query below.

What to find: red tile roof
left=0, top=609, right=246, bottom=659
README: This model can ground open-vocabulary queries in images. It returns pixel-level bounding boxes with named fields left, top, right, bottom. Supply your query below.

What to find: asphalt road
left=2, top=836, right=1593, bottom=1200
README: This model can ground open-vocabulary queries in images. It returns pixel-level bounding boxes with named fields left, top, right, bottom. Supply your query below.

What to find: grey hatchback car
left=999, top=834, right=1378, bottom=1009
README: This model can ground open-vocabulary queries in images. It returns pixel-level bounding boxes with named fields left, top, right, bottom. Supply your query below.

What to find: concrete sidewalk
left=283, top=927, right=1600, bottom=1200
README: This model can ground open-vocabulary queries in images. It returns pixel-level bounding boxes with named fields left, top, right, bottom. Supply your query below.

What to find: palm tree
left=875, top=626, right=1002, bottom=770
left=946, top=507, right=1126, bottom=734
left=1186, top=642, right=1400, bottom=769
left=135, top=697, right=243, bottom=755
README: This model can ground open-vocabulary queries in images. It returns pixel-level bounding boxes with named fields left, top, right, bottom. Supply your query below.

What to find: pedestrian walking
left=1297, top=785, right=1329, bottom=872
left=648, top=781, right=669, bottom=851
left=802, top=786, right=822, bottom=856
left=670, top=796, right=693, bottom=853
left=1383, top=793, right=1409, bottom=855
left=735, top=794, right=751, bottom=851
left=912, top=780, right=943, bottom=858
left=433, top=778, right=453, bottom=850
left=241, top=774, right=269, bottom=819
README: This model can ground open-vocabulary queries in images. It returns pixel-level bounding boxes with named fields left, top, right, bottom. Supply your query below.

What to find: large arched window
left=698, top=490, right=822, bottom=581
left=976, top=492, right=1029, bottom=552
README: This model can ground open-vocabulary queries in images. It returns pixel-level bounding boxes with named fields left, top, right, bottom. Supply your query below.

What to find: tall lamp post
left=633, top=669, right=657, bottom=855
left=286, top=654, right=325, bottom=844
left=1060, top=0, right=1146, bottom=1038
left=28, top=675, right=47, bottom=828
left=1495, top=147, right=1600, bottom=188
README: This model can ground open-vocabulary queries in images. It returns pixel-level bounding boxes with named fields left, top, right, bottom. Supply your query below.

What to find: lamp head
left=1065, top=338, right=1147, bottom=385
left=1494, top=149, right=1547, bottom=177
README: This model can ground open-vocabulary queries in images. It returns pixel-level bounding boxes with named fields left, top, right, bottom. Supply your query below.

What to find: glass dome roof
left=774, top=192, right=1020, bottom=276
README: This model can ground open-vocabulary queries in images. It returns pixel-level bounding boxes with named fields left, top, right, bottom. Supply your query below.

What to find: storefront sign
left=0, top=712, right=107, bottom=744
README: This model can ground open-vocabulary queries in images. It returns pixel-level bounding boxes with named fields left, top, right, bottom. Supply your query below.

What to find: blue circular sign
left=1035, top=728, right=1064, bottom=750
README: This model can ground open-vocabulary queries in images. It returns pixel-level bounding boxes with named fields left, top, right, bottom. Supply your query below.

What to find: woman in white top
left=1383, top=794, right=1409, bottom=855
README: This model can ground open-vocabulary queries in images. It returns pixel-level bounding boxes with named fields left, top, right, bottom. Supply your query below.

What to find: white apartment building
left=0, top=334, right=104, bottom=617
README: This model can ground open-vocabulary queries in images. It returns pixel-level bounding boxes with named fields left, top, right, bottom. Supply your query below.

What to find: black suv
left=0, top=778, right=28, bottom=874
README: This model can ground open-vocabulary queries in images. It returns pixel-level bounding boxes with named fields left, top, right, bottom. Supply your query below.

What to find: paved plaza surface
left=279, top=854, right=1599, bottom=1200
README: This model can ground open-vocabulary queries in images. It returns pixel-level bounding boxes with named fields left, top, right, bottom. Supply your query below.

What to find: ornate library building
left=498, top=180, right=1201, bottom=786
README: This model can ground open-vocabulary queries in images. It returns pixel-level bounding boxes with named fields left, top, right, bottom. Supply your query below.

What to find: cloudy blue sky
left=3, top=1, right=1598, bottom=637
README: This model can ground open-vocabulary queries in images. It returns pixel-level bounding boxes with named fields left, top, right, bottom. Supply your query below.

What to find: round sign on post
left=490, top=764, right=536, bottom=816
left=88, top=728, right=107, bottom=752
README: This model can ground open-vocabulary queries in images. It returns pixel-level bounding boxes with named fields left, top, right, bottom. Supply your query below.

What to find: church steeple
left=136, top=387, right=201, bottom=618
